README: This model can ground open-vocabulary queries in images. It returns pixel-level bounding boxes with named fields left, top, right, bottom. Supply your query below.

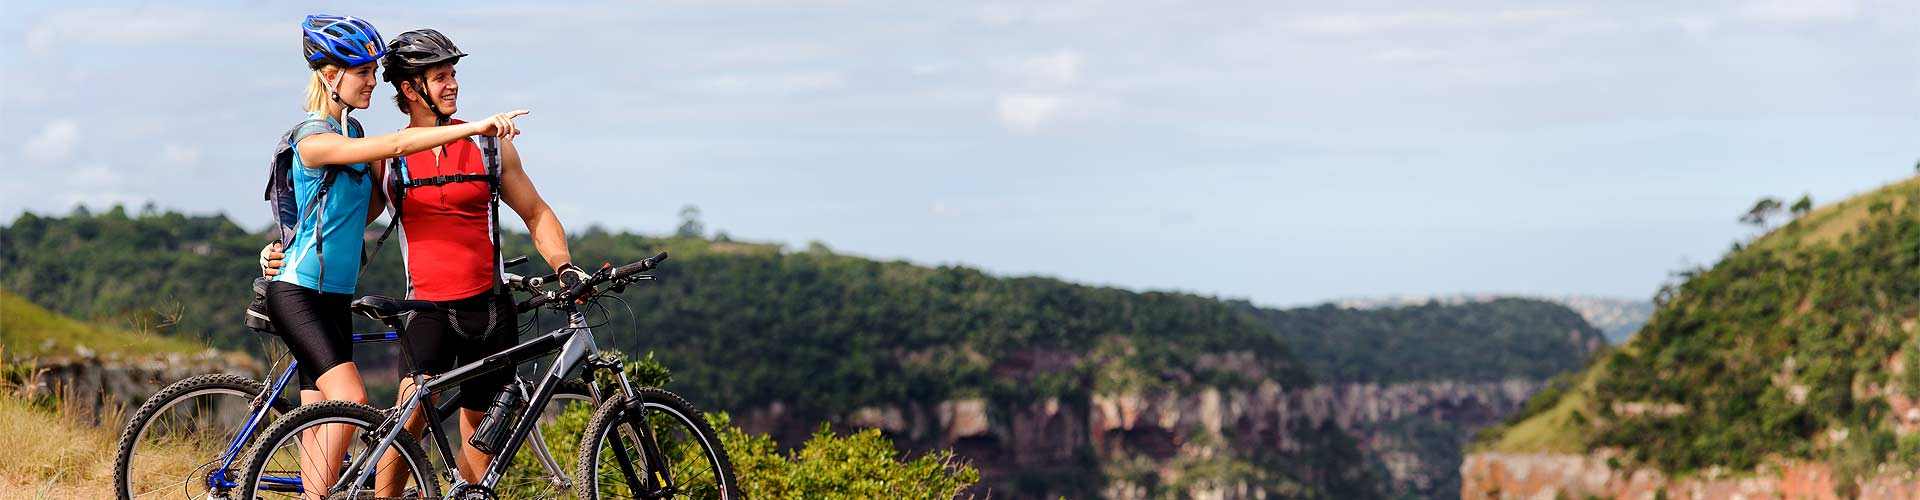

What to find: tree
left=1739, top=197, right=1783, bottom=227
left=676, top=204, right=705, bottom=239
left=1789, top=194, right=1813, bottom=218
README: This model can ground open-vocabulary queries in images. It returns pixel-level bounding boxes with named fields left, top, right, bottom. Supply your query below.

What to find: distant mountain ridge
left=1332, top=293, right=1651, bottom=344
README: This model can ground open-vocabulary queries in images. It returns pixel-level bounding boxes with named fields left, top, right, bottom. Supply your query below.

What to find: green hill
left=1478, top=176, right=1920, bottom=476
left=0, top=289, right=203, bottom=359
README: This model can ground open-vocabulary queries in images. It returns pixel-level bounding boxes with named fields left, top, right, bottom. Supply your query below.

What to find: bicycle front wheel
left=237, top=400, right=438, bottom=500
left=574, top=388, right=736, bottom=499
left=113, top=373, right=289, bottom=500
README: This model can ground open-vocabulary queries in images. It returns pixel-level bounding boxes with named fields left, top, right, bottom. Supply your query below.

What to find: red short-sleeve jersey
left=388, top=120, right=500, bottom=301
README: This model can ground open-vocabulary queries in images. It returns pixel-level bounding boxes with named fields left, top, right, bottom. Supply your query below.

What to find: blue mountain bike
left=110, top=257, right=596, bottom=499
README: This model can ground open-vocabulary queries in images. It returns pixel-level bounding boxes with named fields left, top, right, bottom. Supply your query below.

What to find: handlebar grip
left=504, top=255, right=529, bottom=269
left=522, top=251, right=670, bottom=311
left=615, top=252, right=670, bottom=277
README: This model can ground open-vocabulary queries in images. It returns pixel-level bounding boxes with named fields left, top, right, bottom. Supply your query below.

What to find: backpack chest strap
left=399, top=173, right=494, bottom=188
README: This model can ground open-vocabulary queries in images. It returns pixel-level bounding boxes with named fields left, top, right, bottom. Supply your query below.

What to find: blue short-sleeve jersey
left=274, top=112, right=372, bottom=294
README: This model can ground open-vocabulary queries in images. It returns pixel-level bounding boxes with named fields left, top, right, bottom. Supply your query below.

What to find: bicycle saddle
left=350, top=295, right=438, bottom=319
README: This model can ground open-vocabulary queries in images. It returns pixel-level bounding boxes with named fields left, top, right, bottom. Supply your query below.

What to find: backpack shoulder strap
left=268, top=118, right=336, bottom=245
left=362, top=157, right=403, bottom=269
left=476, top=135, right=506, bottom=290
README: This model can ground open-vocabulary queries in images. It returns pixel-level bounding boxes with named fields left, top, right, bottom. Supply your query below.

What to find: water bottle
left=469, top=387, right=523, bottom=455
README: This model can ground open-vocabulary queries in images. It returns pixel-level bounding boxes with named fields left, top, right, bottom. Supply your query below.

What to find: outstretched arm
left=498, top=139, right=573, bottom=271
left=297, top=110, right=528, bottom=167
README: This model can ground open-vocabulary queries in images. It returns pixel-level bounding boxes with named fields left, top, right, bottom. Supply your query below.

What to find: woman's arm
left=497, top=139, right=573, bottom=271
left=298, top=110, right=528, bottom=167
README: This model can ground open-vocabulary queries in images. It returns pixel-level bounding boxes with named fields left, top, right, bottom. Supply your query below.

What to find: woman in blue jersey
left=273, top=14, right=527, bottom=499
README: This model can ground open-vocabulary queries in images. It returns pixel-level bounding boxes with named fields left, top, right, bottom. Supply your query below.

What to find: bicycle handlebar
left=517, top=251, right=669, bottom=312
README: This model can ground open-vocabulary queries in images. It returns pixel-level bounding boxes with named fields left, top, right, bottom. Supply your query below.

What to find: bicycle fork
left=587, top=348, right=678, bottom=496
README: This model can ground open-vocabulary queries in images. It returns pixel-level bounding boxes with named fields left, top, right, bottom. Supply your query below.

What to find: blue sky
left=3, top=1, right=1916, bottom=306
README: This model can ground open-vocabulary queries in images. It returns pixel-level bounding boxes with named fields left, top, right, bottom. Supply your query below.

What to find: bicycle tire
left=236, top=400, right=439, bottom=500
left=574, top=387, right=737, bottom=499
left=112, top=373, right=292, bottom=500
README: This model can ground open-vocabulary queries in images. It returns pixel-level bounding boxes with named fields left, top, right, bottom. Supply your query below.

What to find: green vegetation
left=1475, top=359, right=1603, bottom=454
left=1251, top=298, right=1605, bottom=383
left=1478, top=177, right=1920, bottom=478
left=0, top=207, right=1307, bottom=413
left=720, top=418, right=979, bottom=499
left=0, top=289, right=203, bottom=358
left=1, top=205, right=1606, bottom=497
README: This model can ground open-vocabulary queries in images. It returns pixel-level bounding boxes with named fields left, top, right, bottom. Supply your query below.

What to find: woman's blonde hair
left=303, top=66, right=340, bottom=113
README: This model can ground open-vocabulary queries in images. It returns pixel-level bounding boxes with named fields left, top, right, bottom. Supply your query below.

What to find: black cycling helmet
left=382, top=29, right=466, bottom=83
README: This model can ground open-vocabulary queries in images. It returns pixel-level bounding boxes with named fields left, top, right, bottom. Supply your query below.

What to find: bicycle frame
left=336, top=310, right=656, bottom=497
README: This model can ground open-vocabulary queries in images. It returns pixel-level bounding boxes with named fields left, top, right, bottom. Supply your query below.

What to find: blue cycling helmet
left=302, top=14, right=386, bottom=69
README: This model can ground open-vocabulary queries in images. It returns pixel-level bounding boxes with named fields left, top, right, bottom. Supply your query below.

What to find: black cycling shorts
left=400, top=289, right=518, bottom=412
left=264, top=280, right=354, bottom=391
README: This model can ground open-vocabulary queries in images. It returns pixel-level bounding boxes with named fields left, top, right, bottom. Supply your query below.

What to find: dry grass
left=0, top=394, right=119, bottom=499
left=1754, top=176, right=1920, bottom=252
left=0, top=391, right=249, bottom=499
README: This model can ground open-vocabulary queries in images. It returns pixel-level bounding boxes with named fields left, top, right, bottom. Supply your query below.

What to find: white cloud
left=996, top=94, right=1067, bottom=134
left=1010, top=50, right=1083, bottom=87
left=691, top=71, right=847, bottom=95
left=23, top=7, right=279, bottom=55
left=161, top=144, right=201, bottom=167
left=976, top=2, right=1102, bottom=27
left=1738, top=0, right=1858, bottom=23
left=911, top=62, right=955, bottom=76
left=22, top=120, right=79, bottom=164
left=70, top=164, right=116, bottom=187
left=698, top=42, right=836, bottom=69
left=1286, top=8, right=1583, bottom=36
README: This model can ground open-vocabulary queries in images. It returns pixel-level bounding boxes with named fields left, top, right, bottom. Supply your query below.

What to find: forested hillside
left=2, top=207, right=1604, bottom=498
left=1470, top=177, right=1920, bottom=498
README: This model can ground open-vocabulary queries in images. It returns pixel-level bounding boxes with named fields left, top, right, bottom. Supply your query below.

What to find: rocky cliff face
left=21, top=349, right=263, bottom=424
left=736, top=377, right=1547, bottom=498
left=1461, top=452, right=1920, bottom=499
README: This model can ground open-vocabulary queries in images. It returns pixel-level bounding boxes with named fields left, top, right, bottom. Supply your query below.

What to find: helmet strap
left=409, top=78, right=452, bottom=127
left=323, top=70, right=354, bottom=128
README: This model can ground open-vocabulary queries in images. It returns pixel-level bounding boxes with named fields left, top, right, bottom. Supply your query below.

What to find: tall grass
left=0, top=389, right=121, bottom=499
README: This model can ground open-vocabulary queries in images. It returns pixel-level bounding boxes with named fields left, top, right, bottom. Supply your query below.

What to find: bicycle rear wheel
left=574, top=388, right=736, bottom=499
left=113, top=373, right=289, bottom=500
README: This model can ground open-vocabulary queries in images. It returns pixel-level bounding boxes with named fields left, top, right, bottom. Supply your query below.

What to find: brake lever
left=607, top=273, right=654, bottom=294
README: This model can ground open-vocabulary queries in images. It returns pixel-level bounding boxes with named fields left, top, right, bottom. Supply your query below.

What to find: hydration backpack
left=245, top=117, right=364, bottom=334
